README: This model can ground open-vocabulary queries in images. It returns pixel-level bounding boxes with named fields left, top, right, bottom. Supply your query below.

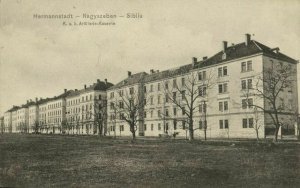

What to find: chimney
left=64, top=89, right=67, bottom=93
left=30, top=99, right=32, bottom=102
left=97, top=79, right=100, bottom=83
left=27, top=100, right=29, bottom=104
left=75, top=89, right=78, bottom=92
left=128, top=71, right=132, bottom=77
left=192, top=57, right=197, bottom=67
left=84, top=84, right=87, bottom=89
left=104, top=78, right=108, bottom=84
left=156, top=70, right=159, bottom=73
left=203, top=56, right=208, bottom=60
left=150, top=69, right=154, bottom=74
left=40, top=97, right=42, bottom=100
left=245, top=34, right=251, bottom=46
left=222, top=41, right=228, bottom=52
left=35, top=97, right=38, bottom=102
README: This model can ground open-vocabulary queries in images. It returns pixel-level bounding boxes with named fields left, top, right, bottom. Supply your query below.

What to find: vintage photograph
left=0, top=0, right=299, bottom=187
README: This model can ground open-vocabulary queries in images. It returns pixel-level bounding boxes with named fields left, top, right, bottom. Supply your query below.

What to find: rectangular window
left=199, top=104, right=203, bottom=113
left=158, top=83, right=161, bottom=91
left=242, top=99, right=247, bottom=109
left=218, top=67, right=222, bottom=77
left=218, top=83, right=228, bottom=94
left=158, top=110, right=161, bottom=117
left=144, top=86, right=147, bottom=93
left=165, top=82, right=169, bottom=90
left=158, top=95, right=161, bottom=104
left=120, top=125, right=124, bottom=131
left=173, top=92, right=177, bottom=101
left=173, top=120, right=177, bottom=130
left=199, top=86, right=207, bottom=96
left=224, top=101, right=228, bottom=111
left=218, top=66, right=228, bottom=77
left=144, top=124, right=147, bottom=131
left=223, top=66, right=227, bottom=76
left=150, top=97, right=153, bottom=105
left=181, top=90, right=186, bottom=100
left=151, top=124, right=154, bottom=131
left=242, top=118, right=248, bottom=128
left=199, top=121, right=203, bottom=129
left=173, top=108, right=177, bottom=116
left=247, top=61, right=252, bottom=71
left=219, top=102, right=223, bottom=112
left=182, top=121, right=186, bottom=130
left=241, top=80, right=247, bottom=90
left=247, top=79, right=252, bottom=89
left=165, top=109, right=169, bottom=117
left=110, top=92, right=114, bottom=99
left=224, top=120, right=229, bottom=129
left=182, top=107, right=186, bottom=115
left=158, top=123, right=161, bottom=130
left=144, top=111, right=147, bottom=118
left=219, top=120, right=223, bottom=129
left=249, top=118, right=254, bottom=128
left=119, top=101, right=124, bottom=109
left=129, top=87, right=134, bottom=95
left=181, top=77, right=185, bottom=86
left=241, top=62, right=246, bottom=72
left=173, top=79, right=177, bottom=88
left=165, top=94, right=169, bottom=103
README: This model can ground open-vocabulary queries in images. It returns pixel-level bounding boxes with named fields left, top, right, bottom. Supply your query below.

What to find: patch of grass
left=0, top=134, right=299, bottom=187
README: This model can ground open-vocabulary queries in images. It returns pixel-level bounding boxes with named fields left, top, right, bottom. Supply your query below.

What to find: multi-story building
left=38, top=99, right=49, bottom=133
left=0, top=116, right=4, bottom=133
left=66, top=79, right=113, bottom=135
left=107, top=34, right=298, bottom=139
left=11, top=106, right=20, bottom=133
left=46, top=89, right=70, bottom=134
left=107, top=71, right=148, bottom=137
left=4, top=109, right=13, bottom=133
left=28, top=98, right=39, bottom=133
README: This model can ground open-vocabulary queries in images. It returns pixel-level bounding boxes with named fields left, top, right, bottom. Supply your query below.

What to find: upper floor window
left=129, top=87, right=134, bottom=95
left=181, top=90, right=186, bottom=100
left=198, top=71, right=207, bottom=81
left=199, top=86, right=207, bottom=97
left=181, top=77, right=185, bottom=86
left=218, top=66, right=228, bottom=77
left=119, top=90, right=123, bottom=97
left=241, top=60, right=252, bottom=72
left=110, top=92, right=114, bottom=99
left=242, top=98, right=253, bottom=109
left=165, top=82, right=169, bottom=90
left=219, top=101, right=228, bottom=112
left=157, top=83, right=161, bottom=91
left=218, top=83, right=228, bottom=94
left=144, top=86, right=147, bottom=93
left=158, top=95, right=161, bottom=104
left=241, top=79, right=253, bottom=90
left=173, top=79, right=177, bottom=88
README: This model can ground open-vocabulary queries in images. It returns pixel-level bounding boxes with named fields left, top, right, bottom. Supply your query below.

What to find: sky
left=0, top=0, right=300, bottom=115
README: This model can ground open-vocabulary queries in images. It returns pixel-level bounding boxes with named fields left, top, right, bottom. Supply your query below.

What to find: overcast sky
left=0, top=0, right=299, bottom=115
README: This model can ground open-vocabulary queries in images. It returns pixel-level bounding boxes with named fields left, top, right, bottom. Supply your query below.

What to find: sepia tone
left=0, top=0, right=300, bottom=187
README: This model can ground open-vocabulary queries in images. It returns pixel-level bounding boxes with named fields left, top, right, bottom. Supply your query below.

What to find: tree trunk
left=274, top=126, right=279, bottom=142
left=204, top=128, right=207, bottom=141
left=188, top=118, right=194, bottom=141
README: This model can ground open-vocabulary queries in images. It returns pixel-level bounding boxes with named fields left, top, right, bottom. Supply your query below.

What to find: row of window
left=48, top=102, right=62, bottom=109
left=67, top=95, right=102, bottom=106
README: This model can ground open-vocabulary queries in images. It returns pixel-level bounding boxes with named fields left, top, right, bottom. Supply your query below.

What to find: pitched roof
left=144, top=64, right=193, bottom=83
left=194, top=40, right=297, bottom=69
left=108, top=72, right=148, bottom=90
left=66, top=80, right=114, bottom=97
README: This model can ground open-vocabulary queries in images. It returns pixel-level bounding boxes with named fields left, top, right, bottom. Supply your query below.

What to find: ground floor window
left=242, top=118, right=253, bottom=128
left=120, top=125, right=124, bottom=131
left=219, top=119, right=229, bottom=129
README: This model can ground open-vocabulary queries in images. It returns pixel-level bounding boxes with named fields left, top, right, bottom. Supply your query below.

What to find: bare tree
left=108, top=88, right=147, bottom=140
left=248, top=61, right=296, bottom=142
left=86, top=99, right=107, bottom=137
left=163, top=71, right=215, bottom=140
